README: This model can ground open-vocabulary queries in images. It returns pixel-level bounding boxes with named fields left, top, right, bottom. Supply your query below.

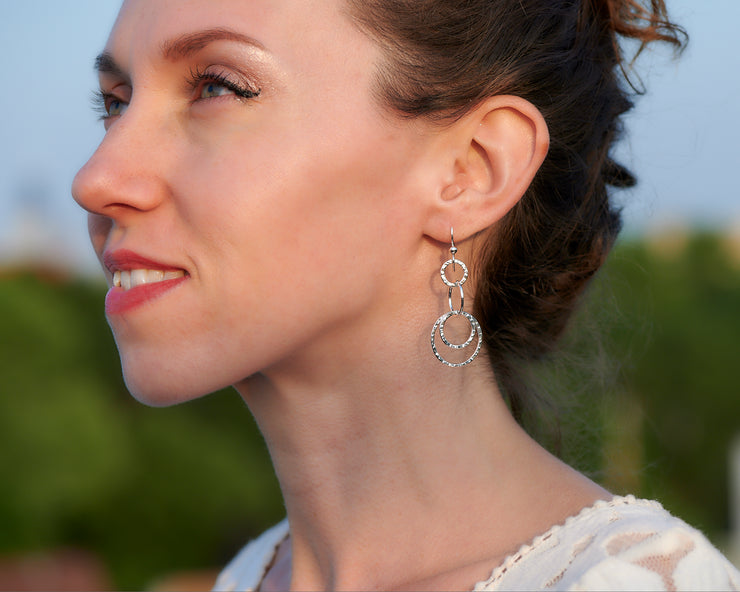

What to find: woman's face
left=73, top=0, right=439, bottom=404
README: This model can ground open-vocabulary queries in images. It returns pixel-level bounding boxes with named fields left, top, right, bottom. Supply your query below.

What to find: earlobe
left=426, top=96, right=549, bottom=242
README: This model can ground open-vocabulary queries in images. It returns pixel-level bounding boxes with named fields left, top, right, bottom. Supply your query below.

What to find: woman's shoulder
left=474, top=495, right=740, bottom=591
left=212, top=519, right=289, bottom=592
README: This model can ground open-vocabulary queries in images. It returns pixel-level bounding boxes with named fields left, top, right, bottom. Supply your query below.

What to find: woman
left=73, top=0, right=739, bottom=589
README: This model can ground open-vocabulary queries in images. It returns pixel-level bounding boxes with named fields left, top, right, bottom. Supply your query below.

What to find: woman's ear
left=425, top=95, right=549, bottom=242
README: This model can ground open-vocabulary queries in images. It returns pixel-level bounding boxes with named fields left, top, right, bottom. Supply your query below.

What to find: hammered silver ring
left=440, top=259, right=468, bottom=288
left=431, top=310, right=482, bottom=367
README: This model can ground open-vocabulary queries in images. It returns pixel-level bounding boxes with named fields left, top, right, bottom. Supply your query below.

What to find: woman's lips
left=103, top=248, right=184, bottom=272
left=103, top=249, right=189, bottom=315
left=105, top=274, right=188, bottom=315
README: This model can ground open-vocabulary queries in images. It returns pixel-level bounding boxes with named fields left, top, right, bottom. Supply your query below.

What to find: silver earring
left=431, top=229, right=483, bottom=367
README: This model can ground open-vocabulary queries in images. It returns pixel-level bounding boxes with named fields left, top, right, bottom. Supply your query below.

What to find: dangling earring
left=431, top=229, right=483, bottom=367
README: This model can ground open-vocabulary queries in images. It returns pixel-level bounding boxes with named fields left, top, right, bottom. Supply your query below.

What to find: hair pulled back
left=347, top=0, right=685, bottom=422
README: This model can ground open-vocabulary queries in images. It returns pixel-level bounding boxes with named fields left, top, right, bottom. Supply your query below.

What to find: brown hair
left=347, top=0, right=685, bottom=423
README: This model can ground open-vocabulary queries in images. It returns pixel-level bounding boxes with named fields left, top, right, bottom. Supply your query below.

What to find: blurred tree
left=600, top=233, right=740, bottom=535
left=0, top=271, right=283, bottom=589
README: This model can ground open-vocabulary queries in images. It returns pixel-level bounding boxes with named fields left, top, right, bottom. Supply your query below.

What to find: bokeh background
left=1, top=1, right=739, bottom=589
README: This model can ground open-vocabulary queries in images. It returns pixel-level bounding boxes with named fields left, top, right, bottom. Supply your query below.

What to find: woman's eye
left=188, top=69, right=261, bottom=103
left=93, top=90, right=129, bottom=122
left=200, top=81, right=235, bottom=99
left=107, top=99, right=127, bottom=116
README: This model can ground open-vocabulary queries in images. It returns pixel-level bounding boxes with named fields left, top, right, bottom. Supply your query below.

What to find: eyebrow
left=161, top=27, right=265, bottom=60
left=95, top=51, right=128, bottom=80
left=94, top=27, right=265, bottom=78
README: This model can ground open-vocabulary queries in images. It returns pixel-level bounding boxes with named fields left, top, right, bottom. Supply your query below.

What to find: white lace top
left=213, top=496, right=740, bottom=591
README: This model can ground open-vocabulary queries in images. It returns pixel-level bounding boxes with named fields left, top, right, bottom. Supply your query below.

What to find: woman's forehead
left=107, top=0, right=353, bottom=62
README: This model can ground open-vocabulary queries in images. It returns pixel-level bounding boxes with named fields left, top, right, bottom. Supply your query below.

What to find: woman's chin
left=120, top=362, right=219, bottom=408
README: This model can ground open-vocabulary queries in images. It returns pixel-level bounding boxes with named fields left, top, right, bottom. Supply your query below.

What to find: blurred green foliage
left=544, top=231, right=740, bottom=536
left=0, top=271, right=284, bottom=588
left=601, top=233, right=740, bottom=534
left=0, top=231, right=738, bottom=588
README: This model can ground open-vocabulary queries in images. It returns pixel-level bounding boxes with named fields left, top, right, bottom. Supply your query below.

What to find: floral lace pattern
left=473, top=496, right=740, bottom=591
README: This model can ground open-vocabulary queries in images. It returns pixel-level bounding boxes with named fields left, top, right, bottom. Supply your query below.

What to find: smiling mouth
left=113, top=269, right=186, bottom=290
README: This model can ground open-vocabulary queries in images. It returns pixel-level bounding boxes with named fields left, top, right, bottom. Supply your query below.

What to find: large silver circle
left=431, top=310, right=482, bottom=367
left=440, top=259, right=468, bottom=288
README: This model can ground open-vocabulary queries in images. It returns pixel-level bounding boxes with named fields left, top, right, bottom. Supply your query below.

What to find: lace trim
left=255, top=524, right=290, bottom=592
left=472, top=495, right=664, bottom=590
left=225, top=496, right=670, bottom=591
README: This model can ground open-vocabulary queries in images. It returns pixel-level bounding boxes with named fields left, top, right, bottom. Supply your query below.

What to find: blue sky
left=1, top=1, right=738, bottom=274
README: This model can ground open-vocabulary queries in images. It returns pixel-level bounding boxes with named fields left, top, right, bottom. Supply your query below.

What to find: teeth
left=147, top=270, right=165, bottom=283
left=131, top=269, right=147, bottom=288
left=112, top=269, right=185, bottom=290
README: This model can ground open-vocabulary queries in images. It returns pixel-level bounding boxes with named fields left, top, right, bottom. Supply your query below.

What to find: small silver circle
left=431, top=310, right=482, bottom=367
left=440, top=259, right=468, bottom=288
left=439, top=310, right=475, bottom=349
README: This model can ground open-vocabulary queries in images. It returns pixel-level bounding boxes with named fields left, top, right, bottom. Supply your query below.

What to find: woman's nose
left=72, top=110, right=170, bottom=221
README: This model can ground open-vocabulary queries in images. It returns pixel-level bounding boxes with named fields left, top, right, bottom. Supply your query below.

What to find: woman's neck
left=236, top=349, right=609, bottom=591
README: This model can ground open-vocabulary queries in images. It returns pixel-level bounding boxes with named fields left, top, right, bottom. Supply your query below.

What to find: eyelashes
left=186, top=66, right=261, bottom=101
left=92, top=66, right=262, bottom=121
left=91, top=90, right=125, bottom=121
